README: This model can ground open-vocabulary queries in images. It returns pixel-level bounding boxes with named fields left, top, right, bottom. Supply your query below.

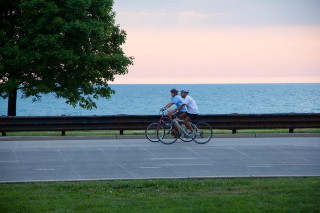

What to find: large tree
left=0, top=0, right=133, bottom=116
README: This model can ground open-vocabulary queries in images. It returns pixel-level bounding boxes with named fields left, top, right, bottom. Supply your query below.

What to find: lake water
left=0, top=83, right=319, bottom=116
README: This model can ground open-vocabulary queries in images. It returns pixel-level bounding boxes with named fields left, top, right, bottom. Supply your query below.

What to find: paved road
left=0, top=137, right=319, bottom=182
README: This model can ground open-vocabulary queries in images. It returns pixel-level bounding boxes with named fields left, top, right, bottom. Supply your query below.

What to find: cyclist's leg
left=167, top=109, right=176, bottom=122
left=176, top=112, right=192, bottom=141
left=178, top=112, right=187, bottom=120
left=174, top=111, right=186, bottom=129
left=184, top=116, right=193, bottom=132
left=185, top=113, right=198, bottom=137
left=185, top=113, right=197, bottom=132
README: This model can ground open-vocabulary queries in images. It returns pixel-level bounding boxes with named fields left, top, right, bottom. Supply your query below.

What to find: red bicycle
left=145, top=109, right=192, bottom=143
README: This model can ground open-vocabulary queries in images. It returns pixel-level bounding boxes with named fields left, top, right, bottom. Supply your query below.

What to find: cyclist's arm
left=176, top=103, right=186, bottom=112
left=163, top=103, right=174, bottom=109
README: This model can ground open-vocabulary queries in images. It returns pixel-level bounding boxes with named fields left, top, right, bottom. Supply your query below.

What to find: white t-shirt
left=183, top=95, right=199, bottom=114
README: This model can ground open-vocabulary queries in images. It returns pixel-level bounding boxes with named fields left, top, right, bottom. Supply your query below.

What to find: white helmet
left=180, top=88, right=189, bottom=93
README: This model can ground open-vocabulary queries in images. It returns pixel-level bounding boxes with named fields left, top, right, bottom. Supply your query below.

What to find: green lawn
left=1, top=177, right=319, bottom=212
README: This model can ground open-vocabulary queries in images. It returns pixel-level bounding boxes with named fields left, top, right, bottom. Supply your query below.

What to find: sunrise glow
left=112, top=0, right=320, bottom=84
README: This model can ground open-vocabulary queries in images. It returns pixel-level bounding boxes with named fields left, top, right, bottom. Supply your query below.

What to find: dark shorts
left=175, top=111, right=186, bottom=117
left=187, top=113, right=198, bottom=120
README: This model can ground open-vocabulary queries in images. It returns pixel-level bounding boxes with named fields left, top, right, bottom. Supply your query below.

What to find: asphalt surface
left=0, top=136, right=319, bottom=183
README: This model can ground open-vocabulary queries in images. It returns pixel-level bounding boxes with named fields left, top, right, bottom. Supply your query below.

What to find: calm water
left=0, top=84, right=319, bottom=116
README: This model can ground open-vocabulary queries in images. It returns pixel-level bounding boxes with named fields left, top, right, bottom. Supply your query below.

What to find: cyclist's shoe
left=196, top=131, right=202, bottom=137
left=187, top=132, right=196, bottom=139
left=171, top=129, right=179, bottom=138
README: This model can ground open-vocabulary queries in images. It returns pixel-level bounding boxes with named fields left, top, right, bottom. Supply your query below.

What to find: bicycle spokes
left=158, top=125, right=178, bottom=145
left=193, top=122, right=212, bottom=144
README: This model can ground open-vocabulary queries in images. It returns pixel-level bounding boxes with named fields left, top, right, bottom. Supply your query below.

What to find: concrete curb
left=1, top=175, right=320, bottom=184
left=1, top=133, right=320, bottom=141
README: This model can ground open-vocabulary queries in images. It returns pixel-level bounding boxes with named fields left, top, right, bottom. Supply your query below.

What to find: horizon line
left=109, top=82, right=320, bottom=85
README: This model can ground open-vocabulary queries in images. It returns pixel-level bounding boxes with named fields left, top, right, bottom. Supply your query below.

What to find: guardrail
left=1, top=113, right=320, bottom=136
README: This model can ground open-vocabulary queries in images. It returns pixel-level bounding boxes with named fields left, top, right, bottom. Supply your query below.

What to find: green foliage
left=0, top=0, right=133, bottom=110
left=0, top=178, right=319, bottom=212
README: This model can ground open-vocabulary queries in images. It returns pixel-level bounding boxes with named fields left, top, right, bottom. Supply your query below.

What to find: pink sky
left=113, top=1, right=320, bottom=84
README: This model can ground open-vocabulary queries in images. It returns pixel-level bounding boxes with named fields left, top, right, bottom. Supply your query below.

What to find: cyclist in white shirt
left=175, top=89, right=199, bottom=138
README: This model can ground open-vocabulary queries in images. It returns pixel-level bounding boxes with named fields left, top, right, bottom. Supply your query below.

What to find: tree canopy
left=0, top=0, right=133, bottom=115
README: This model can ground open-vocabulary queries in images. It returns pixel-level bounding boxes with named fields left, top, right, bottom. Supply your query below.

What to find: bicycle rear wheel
left=193, top=122, right=212, bottom=144
left=145, top=123, right=163, bottom=142
left=158, top=125, right=178, bottom=145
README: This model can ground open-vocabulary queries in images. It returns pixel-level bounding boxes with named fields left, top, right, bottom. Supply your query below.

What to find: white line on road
left=34, top=168, right=61, bottom=171
left=148, top=158, right=199, bottom=160
left=139, top=167, right=161, bottom=169
left=161, top=164, right=214, bottom=166
left=246, top=163, right=319, bottom=167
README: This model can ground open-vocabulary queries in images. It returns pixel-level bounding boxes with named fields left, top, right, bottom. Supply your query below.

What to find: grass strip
left=0, top=177, right=319, bottom=212
left=4, top=128, right=320, bottom=136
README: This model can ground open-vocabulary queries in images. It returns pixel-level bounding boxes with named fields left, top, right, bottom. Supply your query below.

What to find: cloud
left=177, top=11, right=232, bottom=19
left=114, top=0, right=320, bottom=27
left=116, top=10, right=234, bottom=28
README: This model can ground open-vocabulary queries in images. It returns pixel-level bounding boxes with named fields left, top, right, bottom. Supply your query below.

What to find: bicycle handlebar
left=159, top=108, right=169, bottom=116
left=159, top=108, right=181, bottom=119
left=159, top=108, right=178, bottom=118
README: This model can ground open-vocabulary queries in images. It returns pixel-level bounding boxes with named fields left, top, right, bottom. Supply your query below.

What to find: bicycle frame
left=157, top=111, right=172, bottom=129
left=147, top=109, right=212, bottom=144
left=172, top=118, right=196, bottom=136
left=145, top=110, right=173, bottom=142
left=151, top=110, right=212, bottom=144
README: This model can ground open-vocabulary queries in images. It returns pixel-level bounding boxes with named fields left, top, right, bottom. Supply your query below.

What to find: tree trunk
left=7, top=89, right=17, bottom=116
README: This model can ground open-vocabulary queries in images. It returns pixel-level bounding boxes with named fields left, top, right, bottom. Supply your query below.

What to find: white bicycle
left=157, top=116, right=213, bottom=145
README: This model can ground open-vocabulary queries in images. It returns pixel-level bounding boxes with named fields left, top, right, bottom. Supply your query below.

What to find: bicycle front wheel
left=158, top=125, right=178, bottom=145
left=145, top=123, right=163, bottom=142
left=193, top=122, right=213, bottom=144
